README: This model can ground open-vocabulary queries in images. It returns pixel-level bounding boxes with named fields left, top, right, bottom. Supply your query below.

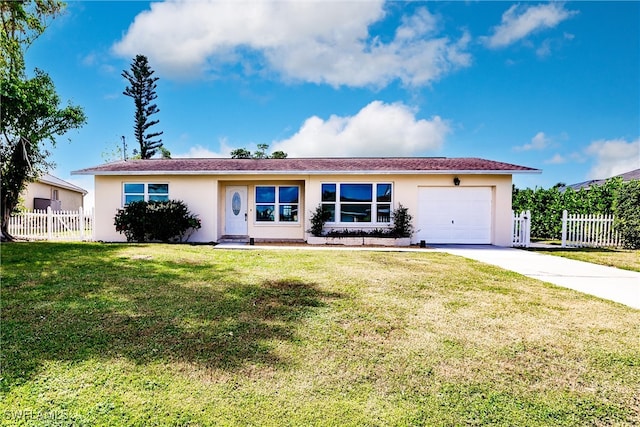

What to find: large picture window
left=123, top=183, right=169, bottom=205
left=322, top=183, right=392, bottom=223
left=256, top=186, right=299, bottom=223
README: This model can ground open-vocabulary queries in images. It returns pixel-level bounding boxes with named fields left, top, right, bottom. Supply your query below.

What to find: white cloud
left=535, top=39, right=552, bottom=58
left=112, top=0, right=470, bottom=87
left=544, top=153, right=566, bottom=164
left=514, top=132, right=550, bottom=151
left=270, top=101, right=450, bottom=157
left=482, top=3, right=577, bottom=49
left=177, top=144, right=226, bottom=158
left=175, top=138, right=234, bottom=158
left=585, top=138, right=640, bottom=179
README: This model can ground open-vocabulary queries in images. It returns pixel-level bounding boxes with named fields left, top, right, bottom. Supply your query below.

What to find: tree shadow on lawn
left=1, top=242, right=342, bottom=391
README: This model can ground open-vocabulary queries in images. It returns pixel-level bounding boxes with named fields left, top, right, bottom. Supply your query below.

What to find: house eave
left=38, top=176, right=89, bottom=195
left=72, top=169, right=541, bottom=176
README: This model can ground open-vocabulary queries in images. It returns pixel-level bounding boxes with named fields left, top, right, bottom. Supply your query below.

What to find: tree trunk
left=1, top=207, right=15, bottom=241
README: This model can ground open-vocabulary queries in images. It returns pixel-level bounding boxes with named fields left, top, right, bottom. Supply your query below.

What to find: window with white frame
left=123, top=183, right=169, bottom=205
left=321, top=183, right=392, bottom=223
left=255, top=185, right=299, bottom=223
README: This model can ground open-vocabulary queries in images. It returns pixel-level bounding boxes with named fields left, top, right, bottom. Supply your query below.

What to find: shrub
left=391, top=204, right=414, bottom=238
left=614, top=180, right=640, bottom=249
left=309, top=204, right=414, bottom=238
left=114, top=200, right=148, bottom=242
left=114, top=200, right=201, bottom=243
left=512, top=178, right=624, bottom=240
left=308, top=204, right=332, bottom=237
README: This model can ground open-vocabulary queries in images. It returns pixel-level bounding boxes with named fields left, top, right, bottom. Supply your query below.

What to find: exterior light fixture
left=453, top=176, right=461, bottom=186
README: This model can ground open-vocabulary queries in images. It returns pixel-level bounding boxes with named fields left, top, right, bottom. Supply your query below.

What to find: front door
left=225, top=186, right=248, bottom=235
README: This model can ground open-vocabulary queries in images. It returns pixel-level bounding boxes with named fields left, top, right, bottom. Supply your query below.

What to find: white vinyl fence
left=512, top=210, right=531, bottom=247
left=561, top=210, right=621, bottom=248
left=8, top=207, right=94, bottom=241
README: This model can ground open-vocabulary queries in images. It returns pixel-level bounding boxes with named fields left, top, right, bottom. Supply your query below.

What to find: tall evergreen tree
left=122, top=54, right=163, bottom=159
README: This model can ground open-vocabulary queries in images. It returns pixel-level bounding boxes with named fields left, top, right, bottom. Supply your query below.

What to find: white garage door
left=417, top=187, right=493, bottom=244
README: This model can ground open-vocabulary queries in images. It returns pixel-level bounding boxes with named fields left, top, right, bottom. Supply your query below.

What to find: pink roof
left=72, top=157, right=540, bottom=175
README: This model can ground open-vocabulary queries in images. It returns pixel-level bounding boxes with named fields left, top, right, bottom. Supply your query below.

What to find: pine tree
left=122, top=55, right=163, bottom=159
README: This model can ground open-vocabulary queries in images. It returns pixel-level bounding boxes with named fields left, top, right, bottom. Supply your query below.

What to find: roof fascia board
left=38, top=177, right=89, bottom=194
left=73, top=169, right=541, bottom=176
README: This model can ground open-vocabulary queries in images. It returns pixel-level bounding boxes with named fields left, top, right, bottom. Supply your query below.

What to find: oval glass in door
left=232, top=192, right=241, bottom=216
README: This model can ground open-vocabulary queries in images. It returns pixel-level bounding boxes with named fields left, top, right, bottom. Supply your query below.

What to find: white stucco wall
left=93, top=173, right=513, bottom=245
left=94, top=175, right=218, bottom=242
left=304, top=174, right=513, bottom=246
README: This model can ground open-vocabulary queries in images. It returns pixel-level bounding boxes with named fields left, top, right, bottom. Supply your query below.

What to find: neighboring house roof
left=72, top=157, right=540, bottom=176
left=38, top=173, right=88, bottom=195
left=566, top=168, right=640, bottom=191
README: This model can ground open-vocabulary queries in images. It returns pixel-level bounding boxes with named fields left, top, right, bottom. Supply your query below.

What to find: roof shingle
left=72, top=157, right=540, bottom=175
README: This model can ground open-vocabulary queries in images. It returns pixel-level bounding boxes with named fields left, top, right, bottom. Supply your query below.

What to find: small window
left=148, top=184, right=169, bottom=201
left=341, top=204, right=371, bottom=222
left=123, top=183, right=169, bottom=205
left=322, top=204, right=335, bottom=222
left=340, top=184, right=372, bottom=202
left=256, top=186, right=276, bottom=204
left=322, top=184, right=336, bottom=202
left=279, top=186, right=299, bottom=222
left=255, top=186, right=299, bottom=223
left=377, top=184, right=392, bottom=202
left=256, top=205, right=275, bottom=222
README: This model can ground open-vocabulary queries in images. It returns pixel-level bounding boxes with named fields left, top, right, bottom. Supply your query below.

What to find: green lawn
left=1, top=243, right=639, bottom=426
left=528, top=247, right=640, bottom=272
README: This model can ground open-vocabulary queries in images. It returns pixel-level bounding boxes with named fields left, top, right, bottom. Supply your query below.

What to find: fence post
left=561, top=210, right=567, bottom=248
left=46, top=206, right=52, bottom=240
left=525, top=210, right=531, bottom=247
left=511, top=210, right=516, bottom=246
left=79, top=206, right=84, bottom=240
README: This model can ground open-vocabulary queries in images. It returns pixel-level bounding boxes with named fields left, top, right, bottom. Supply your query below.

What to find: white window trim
left=322, top=182, right=393, bottom=225
left=255, top=185, right=300, bottom=224
left=122, top=182, right=169, bottom=206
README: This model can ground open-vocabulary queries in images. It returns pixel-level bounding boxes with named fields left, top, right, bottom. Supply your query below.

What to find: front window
left=255, top=186, right=299, bottom=223
left=123, top=183, right=169, bottom=205
left=340, top=184, right=372, bottom=222
left=322, top=182, right=392, bottom=224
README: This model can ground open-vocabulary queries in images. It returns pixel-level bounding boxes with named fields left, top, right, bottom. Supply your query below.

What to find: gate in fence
left=8, top=207, right=94, bottom=241
left=512, top=210, right=531, bottom=247
left=561, top=210, right=620, bottom=248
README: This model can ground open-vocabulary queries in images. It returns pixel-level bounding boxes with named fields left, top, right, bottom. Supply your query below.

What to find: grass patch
left=1, top=242, right=639, bottom=426
left=528, top=247, right=640, bottom=272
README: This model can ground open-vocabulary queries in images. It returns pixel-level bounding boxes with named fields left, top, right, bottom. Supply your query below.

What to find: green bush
left=114, top=200, right=201, bottom=243
left=308, top=204, right=331, bottom=237
left=391, top=204, right=414, bottom=238
left=114, top=200, right=148, bottom=242
left=512, top=178, right=624, bottom=240
left=614, top=180, right=640, bottom=249
left=308, top=204, right=414, bottom=238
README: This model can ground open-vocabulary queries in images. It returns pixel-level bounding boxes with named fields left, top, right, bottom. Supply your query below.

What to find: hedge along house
left=72, top=157, right=540, bottom=246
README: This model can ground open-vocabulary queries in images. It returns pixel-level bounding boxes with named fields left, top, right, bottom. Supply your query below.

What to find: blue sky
left=24, top=1, right=639, bottom=208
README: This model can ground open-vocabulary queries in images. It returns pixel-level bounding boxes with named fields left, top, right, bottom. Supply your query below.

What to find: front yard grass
left=1, top=242, right=639, bottom=426
left=528, top=247, right=640, bottom=272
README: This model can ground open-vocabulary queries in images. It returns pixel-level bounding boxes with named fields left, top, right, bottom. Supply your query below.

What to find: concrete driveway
left=432, top=245, right=640, bottom=310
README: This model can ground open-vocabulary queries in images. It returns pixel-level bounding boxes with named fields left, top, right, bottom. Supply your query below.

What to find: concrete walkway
left=432, top=245, right=640, bottom=310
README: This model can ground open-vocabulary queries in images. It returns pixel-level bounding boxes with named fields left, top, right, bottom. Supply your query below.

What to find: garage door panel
left=418, top=187, right=492, bottom=244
